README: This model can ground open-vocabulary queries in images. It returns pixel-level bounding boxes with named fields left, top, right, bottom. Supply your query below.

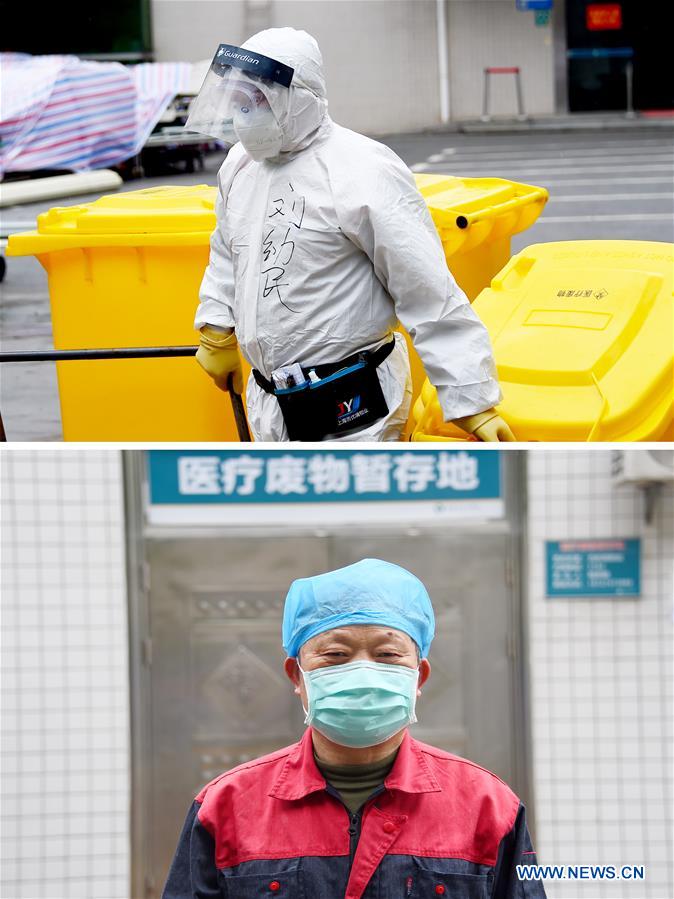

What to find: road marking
left=437, top=146, right=673, bottom=162
left=417, top=163, right=674, bottom=175
left=438, top=137, right=672, bottom=154
left=410, top=168, right=674, bottom=187
left=535, top=176, right=674, bottom=186
left=435, top=152, right=674, bottom=164
left=420, top=156, right=674, bottom=168
left=437, top=155, right=674, bottom=169
left=410, top=168, right=673, bottom=188
left=549, top=192, right=674, bottom=201
left=0, top=223, right=37, bottom=233
left=538, top=213, right=673, bottom=222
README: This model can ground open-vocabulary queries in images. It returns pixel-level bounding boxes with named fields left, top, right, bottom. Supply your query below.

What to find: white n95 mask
left=232, top=101, right=283, bottom=160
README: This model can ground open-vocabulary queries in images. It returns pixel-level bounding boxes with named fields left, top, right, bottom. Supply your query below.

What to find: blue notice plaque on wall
left=516, top=0, right=553, bottom=10
left=546, top=539, right=641, bottom=597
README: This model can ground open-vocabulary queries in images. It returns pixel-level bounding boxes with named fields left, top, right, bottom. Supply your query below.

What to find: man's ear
left=284, top=657, right=301, bottom=691
left=417, top=659, right=431, bottom=694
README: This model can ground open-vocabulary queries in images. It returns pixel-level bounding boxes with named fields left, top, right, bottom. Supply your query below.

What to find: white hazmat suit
left=195, top=27, right=501, bottom=441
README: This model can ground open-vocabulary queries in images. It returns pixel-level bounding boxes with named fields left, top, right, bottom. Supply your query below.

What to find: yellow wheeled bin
left=7, top=176, right=547, bottom=441
left=401, top=175, right=548, bottom=435
left=7, top=186, right=249, bottom=441
left=412, top=241, right=674, bottom=442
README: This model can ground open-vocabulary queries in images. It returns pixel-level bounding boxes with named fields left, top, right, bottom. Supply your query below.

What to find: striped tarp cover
left=0, top=53, right=192, bottom=176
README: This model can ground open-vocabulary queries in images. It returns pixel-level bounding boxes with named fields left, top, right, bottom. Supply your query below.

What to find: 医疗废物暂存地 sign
left=145, top=450, right=504, bottom=526
left=147, top=449, right=500, bottom=504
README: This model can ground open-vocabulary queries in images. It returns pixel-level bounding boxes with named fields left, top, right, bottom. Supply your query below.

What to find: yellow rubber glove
left=452, top=407, right=516, bottom=442
left=196, top=326, right=244, bottom=394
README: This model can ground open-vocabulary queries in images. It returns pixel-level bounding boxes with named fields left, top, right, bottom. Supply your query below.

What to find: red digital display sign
left=587, top=3, right=623, bottom=31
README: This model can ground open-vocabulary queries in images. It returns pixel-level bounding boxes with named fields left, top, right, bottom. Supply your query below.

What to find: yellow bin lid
left=415, top=174, right=548, bottom=256
left=7, top=184, right=218, bottom=254
left=8, top=176, right=547, bottom=257
left=473, top=240, right=674, bottom=441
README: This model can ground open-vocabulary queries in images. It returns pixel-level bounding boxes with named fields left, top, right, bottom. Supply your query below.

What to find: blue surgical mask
left=299, top=660, right=419, bottom=749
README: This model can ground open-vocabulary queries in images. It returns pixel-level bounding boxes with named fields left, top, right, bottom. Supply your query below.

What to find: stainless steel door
left=142, top=527, right=519, bottom=895
left=146, top=535, right=331, bottom=894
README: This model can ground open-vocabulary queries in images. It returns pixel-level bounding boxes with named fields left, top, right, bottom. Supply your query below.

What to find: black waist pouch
left=275, top=359, right=389, bottom=441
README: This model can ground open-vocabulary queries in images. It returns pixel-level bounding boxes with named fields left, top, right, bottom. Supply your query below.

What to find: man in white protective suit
left=188, top=27, right=514, bottom=443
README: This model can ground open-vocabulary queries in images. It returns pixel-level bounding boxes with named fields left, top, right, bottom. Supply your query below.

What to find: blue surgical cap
left=282, top=558, right=435, bottom=659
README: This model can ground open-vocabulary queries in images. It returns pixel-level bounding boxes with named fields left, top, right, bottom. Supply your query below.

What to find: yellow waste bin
left=7, top=185, right=250, bottom=441
left=400, top=175, right=548, bottom=436
left=412, top=241, right=674, bottom=442
left=7, top=176, right=547, bottom=441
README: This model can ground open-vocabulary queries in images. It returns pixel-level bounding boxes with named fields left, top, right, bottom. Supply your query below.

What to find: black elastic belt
left=252, top=336, right=396, bottom=395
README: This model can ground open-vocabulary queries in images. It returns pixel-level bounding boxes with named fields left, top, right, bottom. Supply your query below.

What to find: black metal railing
left=0, top=345, right=251, bottom=442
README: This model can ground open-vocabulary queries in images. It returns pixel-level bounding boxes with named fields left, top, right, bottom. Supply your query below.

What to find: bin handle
left=455, top=188, right=548, bottom=229
left=0, top=346, right=199, bottom=362
left=586, top=373, right=609, bottom=442
left=227, top=376, right=252, bottom=442
left=0, top=345, right=254, bottom=443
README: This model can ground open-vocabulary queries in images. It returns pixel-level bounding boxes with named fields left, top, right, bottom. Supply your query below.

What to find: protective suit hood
left=241, top=27, right=329, bottom=161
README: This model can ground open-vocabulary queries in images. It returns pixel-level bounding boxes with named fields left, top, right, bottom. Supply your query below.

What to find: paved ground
left=1, top=127, right=672, bottom=441
left=387, top=128, right=674, bottom=247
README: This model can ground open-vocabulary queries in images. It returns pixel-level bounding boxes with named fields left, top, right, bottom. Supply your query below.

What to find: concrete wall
left=446, top=0, right=555, bottom=119
left=152, top=0, right=441, bottom=133
left=270, top=0, right=441, bottom=134
left=152, top=0, right=248, bottom=63
left=151, top=0, right=556, bottom=133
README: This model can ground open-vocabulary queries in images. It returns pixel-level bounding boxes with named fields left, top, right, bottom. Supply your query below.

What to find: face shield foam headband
left=185, top=43, right=295, bottom=158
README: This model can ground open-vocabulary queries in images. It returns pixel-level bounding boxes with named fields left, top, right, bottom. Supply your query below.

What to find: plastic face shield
left=185, top=43, right=294, bottom=145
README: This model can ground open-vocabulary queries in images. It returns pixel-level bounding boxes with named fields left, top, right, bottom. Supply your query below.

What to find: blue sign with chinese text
left=546, top=539, right=640, bottom=597
left=147, top=450, right=501, bottom=505
left=516, top=0, right=553, bottom=10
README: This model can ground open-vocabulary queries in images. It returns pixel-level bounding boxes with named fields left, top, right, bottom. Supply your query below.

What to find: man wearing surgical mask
left=163, top=559, right=545, bottom=898
left=187, top=28, right=514, bottom=442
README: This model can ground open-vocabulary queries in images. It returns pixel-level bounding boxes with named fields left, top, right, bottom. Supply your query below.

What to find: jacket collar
left=269, top=728, right=441, bottom=801
left=384, top=729, right=442, bottom=795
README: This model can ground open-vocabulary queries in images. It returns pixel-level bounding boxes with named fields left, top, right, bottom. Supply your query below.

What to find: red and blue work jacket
left=163, top=727, right=546, bottom=898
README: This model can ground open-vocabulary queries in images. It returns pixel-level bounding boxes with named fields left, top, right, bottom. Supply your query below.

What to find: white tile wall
left=527, top=451, right=673, bottom=899
left=1, top=450, right=129, bottom=899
